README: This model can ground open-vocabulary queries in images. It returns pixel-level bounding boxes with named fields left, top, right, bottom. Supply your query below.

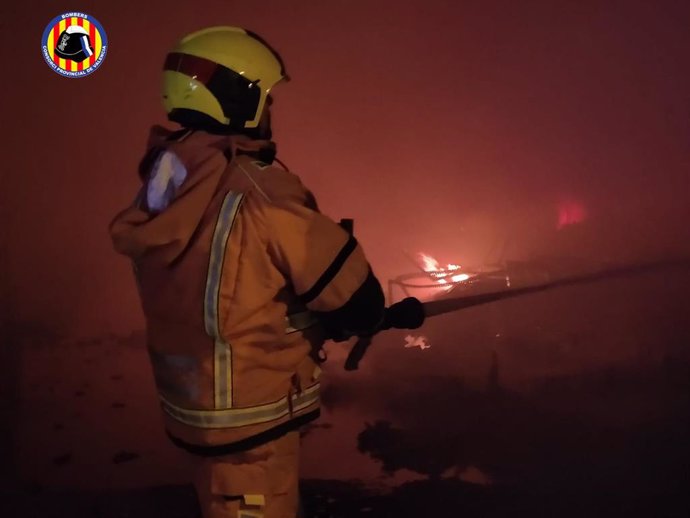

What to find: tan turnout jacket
left=110, top=127, right=371, bottom=447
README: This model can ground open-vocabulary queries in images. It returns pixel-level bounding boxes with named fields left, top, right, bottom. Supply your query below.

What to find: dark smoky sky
left=2, top=0, right=689, bottom=336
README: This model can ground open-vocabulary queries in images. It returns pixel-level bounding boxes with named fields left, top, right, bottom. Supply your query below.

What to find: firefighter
left=109, top=26, right=386, bottom=518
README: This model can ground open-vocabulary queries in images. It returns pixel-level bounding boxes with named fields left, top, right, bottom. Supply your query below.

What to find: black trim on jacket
left=166, top=409, right=320, bottom=457
left=299, top=236, right=358, bottom=305
left=313, top=268, right=386, bottom=338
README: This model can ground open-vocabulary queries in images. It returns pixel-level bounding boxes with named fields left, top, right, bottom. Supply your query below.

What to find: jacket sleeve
left=262, top=199, right=385, bottom=337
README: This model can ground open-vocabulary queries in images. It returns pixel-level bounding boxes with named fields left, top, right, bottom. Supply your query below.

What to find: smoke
left=3, top=0, right=689, bottom=336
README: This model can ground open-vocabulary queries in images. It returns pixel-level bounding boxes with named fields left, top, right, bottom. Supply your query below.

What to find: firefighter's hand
left=381, top=297, right=425, bottom=330
left=343, top=298, right=424, bottom=371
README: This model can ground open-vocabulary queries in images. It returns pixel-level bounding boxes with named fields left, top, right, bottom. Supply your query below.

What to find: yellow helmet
left=162, top=26, right=289, bottom=132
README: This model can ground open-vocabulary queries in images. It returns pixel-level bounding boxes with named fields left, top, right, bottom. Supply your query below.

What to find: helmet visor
left=164, top=52, right=261, bottom=128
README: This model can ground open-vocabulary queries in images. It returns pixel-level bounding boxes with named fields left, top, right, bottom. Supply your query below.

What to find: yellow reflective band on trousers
left=159, top=383, right=320, bottom=429
left=205, top=191, right=244, bottom=409
left=243, top=495, right=265, bottom=507
left=239, top=494, right=265, bottom=518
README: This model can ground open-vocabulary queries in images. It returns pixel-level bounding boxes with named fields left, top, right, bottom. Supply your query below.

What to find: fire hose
left=343, top=256, right=690, bottom=371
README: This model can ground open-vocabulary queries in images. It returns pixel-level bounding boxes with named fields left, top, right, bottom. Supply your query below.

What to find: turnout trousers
left=191, top=431, right=301, bottom=518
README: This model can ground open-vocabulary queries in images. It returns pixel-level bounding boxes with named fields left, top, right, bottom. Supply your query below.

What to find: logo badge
left=41, top=12, right=108, bottom=78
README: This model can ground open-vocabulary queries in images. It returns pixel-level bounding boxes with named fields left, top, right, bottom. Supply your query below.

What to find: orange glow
left=558, top=200, right=588, bottom=229
left=404, top=334, right=431, bottom=350
left=418, top=252, right=441, bottom=272
left=417, top=252, right=471, bottom=289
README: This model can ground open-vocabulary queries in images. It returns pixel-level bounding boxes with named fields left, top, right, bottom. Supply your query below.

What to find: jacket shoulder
left=139, top=128, right=229, bottom=179
left=238, top=157, right=316, bottom=209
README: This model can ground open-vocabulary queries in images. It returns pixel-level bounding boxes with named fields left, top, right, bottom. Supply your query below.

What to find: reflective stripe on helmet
left=205, top=191, right=244, bottom=408
left=159, top=382, right=320, bottom=429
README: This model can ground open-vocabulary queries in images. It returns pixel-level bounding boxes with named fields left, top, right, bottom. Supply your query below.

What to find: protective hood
left=109, top=125, right=274, bottom=266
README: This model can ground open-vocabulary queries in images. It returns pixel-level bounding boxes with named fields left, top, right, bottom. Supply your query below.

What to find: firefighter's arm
left=262, top=201, right=385, bottom=339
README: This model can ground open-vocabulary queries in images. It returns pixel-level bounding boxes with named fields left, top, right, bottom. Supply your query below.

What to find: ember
left=404, top=334, right=431, bottom=350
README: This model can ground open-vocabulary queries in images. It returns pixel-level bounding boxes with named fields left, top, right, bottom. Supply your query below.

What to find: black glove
left=380, top=297, right=426, bottom=331
left=344, top=297, right=425, bottom=371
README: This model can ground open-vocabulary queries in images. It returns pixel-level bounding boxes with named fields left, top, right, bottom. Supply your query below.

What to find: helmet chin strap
left=239, top=105, right=272, bottom=140
left=235, top=141, right=276, bottom=165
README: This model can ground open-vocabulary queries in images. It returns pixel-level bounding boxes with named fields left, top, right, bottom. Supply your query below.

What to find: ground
left=3, top=275, right=690, bottom=517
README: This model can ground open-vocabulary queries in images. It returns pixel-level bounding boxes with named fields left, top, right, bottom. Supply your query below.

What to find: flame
left=417, top=253, right=471, bottom=289
left=419, top=253, right=440, bottom=272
